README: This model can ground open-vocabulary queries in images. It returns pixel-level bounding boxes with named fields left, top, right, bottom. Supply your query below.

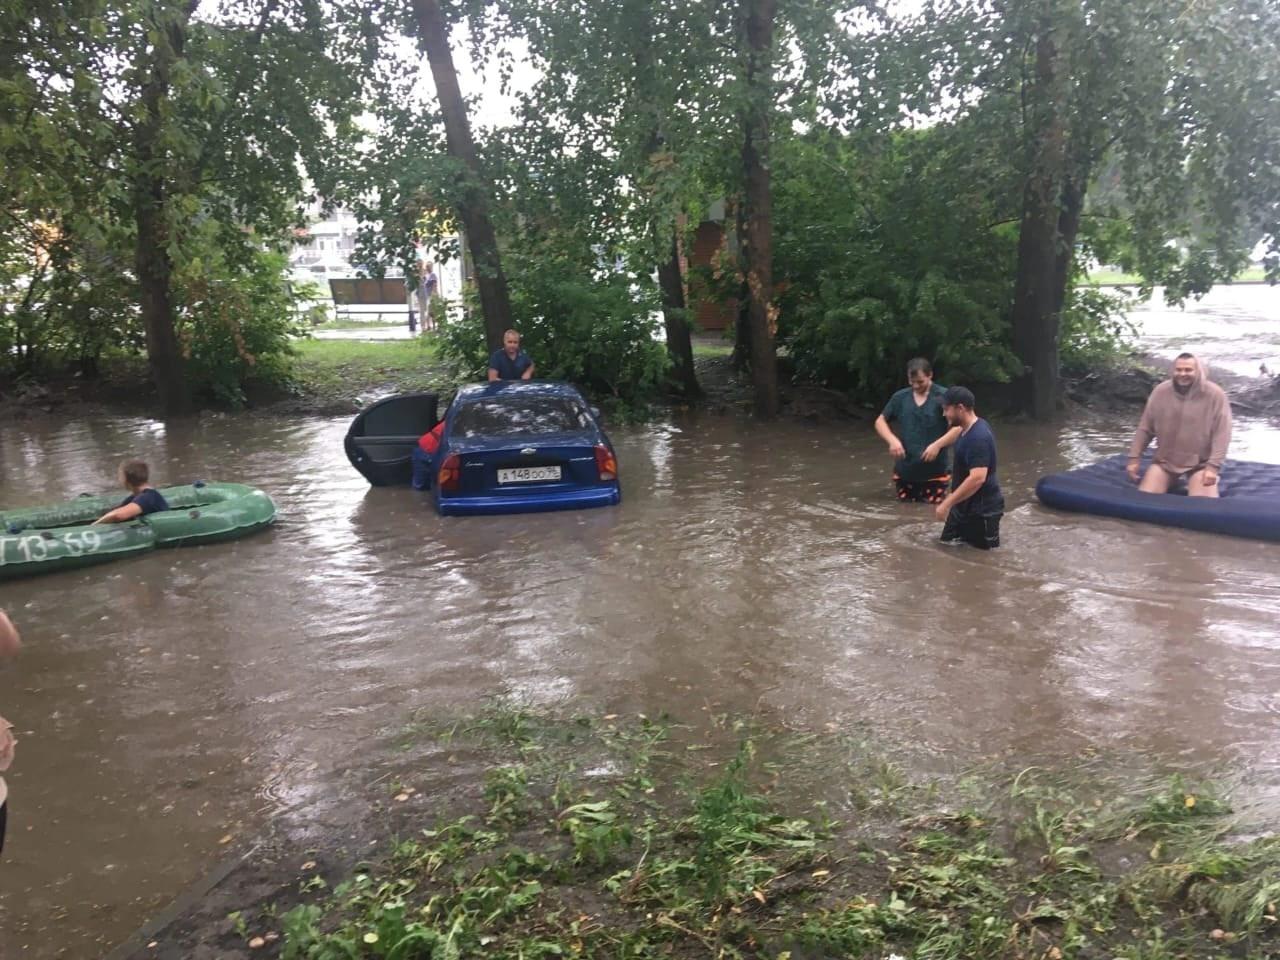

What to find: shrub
left=772, top=128, right=1023, bottom=400
left=1059, top=284, right=1139, bottom=373
left=175, top=248, right=310, bottom=405
left=435, top=251, right=668, bottom=410
left=0, top=221, right=141, bottom=378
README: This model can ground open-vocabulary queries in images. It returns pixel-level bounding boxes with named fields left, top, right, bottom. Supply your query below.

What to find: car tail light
left=437, top=452, right=461, bottom=492
left=594, top=444, right=618, bottom=481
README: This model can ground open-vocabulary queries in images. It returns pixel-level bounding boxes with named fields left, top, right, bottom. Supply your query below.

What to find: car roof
left=454, top=381, right=588, bottom=403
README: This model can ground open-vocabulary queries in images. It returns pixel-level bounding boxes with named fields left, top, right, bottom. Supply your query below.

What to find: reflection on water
left=0, top=288, right=1278, bottom=957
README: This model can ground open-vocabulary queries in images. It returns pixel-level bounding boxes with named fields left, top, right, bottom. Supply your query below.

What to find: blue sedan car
left=429, top=381, right=621, bottom=516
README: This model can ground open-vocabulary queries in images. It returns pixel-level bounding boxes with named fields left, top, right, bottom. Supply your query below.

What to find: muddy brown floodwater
left=2, top=291, right=1280, bottom=959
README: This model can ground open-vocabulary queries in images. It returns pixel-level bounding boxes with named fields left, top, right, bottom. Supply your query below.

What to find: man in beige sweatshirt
left=1127, top=353, right=1232, bottom=497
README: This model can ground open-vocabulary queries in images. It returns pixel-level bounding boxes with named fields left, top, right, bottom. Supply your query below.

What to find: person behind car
left=93, top=459, right=170, bottom=524
left=873, top=357, right=961, bottom=504
left=1126, top=352, right=1232, bottom=497
left=411, top=420, right=446, bottom=490
left=487, top=329, right=534, bottom=381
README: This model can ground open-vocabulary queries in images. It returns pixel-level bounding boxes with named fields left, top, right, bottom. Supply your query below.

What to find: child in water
left=93, top=459, right=170, bottom=524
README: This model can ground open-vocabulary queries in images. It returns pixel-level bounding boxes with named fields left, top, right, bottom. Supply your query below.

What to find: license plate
left=498, top=466, right=561, bottom=484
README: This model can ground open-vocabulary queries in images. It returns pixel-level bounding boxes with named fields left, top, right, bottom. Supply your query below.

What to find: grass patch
left=291, top=337, right=442, bottom=365
left=693, top=343, right=734, bottom=359
left=1087, top=266, right=1268, bottom=286
left=287, top=337, right=457, bottom=405
left=242, top=705, right=1280, bottom=959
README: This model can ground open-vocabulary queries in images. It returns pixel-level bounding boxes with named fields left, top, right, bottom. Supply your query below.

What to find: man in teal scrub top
left=874, top=357, right=961, bottom=504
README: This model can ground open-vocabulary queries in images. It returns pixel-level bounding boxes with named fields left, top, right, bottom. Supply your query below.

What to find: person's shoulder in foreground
left=0, top=609, right=18, bottom=658
left=1, top=607, right=19, bottom=849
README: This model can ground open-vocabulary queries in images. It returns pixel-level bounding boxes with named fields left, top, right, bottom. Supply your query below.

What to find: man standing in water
left=487, top=329, right=535, bottom=382
left=1127, top=353, right=1232, bottom=497
left=934, top=386, right=1004, bottom=549
left=874, top=357, right=961, bottom=504
left=1, top=608, right=20, bottom=858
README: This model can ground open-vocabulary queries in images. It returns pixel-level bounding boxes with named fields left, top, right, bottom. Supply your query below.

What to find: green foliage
left=434, top=250, right=669, bottom=408
left=7, top=0, right=1276, bottom=410
left=0, top=218, right=140, bottom=375
left=0, top=0, right=383, bottom=405
left=176, top=248, right=309, bottom=406
left=483, top=766, right=531, bottom=826
left=254, top=711, right=1280, bottom=960
left=773, top=128, right=1021, bottom=398
left=860, top=0, right=1278, bottom=410
left=1058, top=285, right=1137, bottom=374
left=558, top=799, right=633, bottom=866
left=686, top=740, right=818, bottom=905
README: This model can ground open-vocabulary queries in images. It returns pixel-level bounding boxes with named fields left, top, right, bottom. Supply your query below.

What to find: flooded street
left=1, top=286, right=1279, bottom=958
left=1133, top=282, right=1280, bottom=377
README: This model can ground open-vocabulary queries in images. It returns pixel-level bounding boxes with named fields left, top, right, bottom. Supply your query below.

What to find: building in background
left=289, top=205, right=362, bottom=287
left=289, top=204, right=465, bottom=326
left=685, top=199, right=737, bottom=334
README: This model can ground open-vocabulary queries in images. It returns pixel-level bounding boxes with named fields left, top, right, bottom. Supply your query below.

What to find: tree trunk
left=1010, top=16, right=1068, bottom=421
left=412, top=0, right=513, bottom=352
left=1051, top=172, right=1086, bottom=317
left=630, top=13, right=700, bottom=398
left=71, top=297, right=101, bottom=378
left=730, top=196, right=752, bottom=371
left=656, top=226, right=701, bottom=396
left=133, top=4, right=197, bottom=417
left=739, top=0, right=779, bottom=417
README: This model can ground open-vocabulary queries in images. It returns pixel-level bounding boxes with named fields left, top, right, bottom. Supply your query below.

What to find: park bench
left=327, top=277, right=419, bottom=327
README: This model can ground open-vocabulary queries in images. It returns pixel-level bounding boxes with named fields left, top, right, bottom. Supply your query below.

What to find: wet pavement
left=1, top=285, right=1278, bottom=958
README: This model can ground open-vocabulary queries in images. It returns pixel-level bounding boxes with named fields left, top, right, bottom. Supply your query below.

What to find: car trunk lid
left=448, top=435, right=600, bottom=494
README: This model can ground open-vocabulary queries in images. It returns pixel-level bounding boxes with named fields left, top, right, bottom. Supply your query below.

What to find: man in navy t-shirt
left=487, top=329, right=535, bottom=381
left=934, top=386, right=1004, bottom=549
left=93, top=459, right=170, bottom=524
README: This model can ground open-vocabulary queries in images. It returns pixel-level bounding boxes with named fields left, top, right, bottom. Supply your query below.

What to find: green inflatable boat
left=0, top=482, right=276, bottom=580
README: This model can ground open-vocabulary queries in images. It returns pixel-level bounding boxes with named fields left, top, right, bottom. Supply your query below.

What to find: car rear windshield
left=451, top=397, right=592, bottom=438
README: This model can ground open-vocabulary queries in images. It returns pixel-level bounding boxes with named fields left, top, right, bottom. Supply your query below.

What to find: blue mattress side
left=1035, top=455, right=1280, bottom=541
